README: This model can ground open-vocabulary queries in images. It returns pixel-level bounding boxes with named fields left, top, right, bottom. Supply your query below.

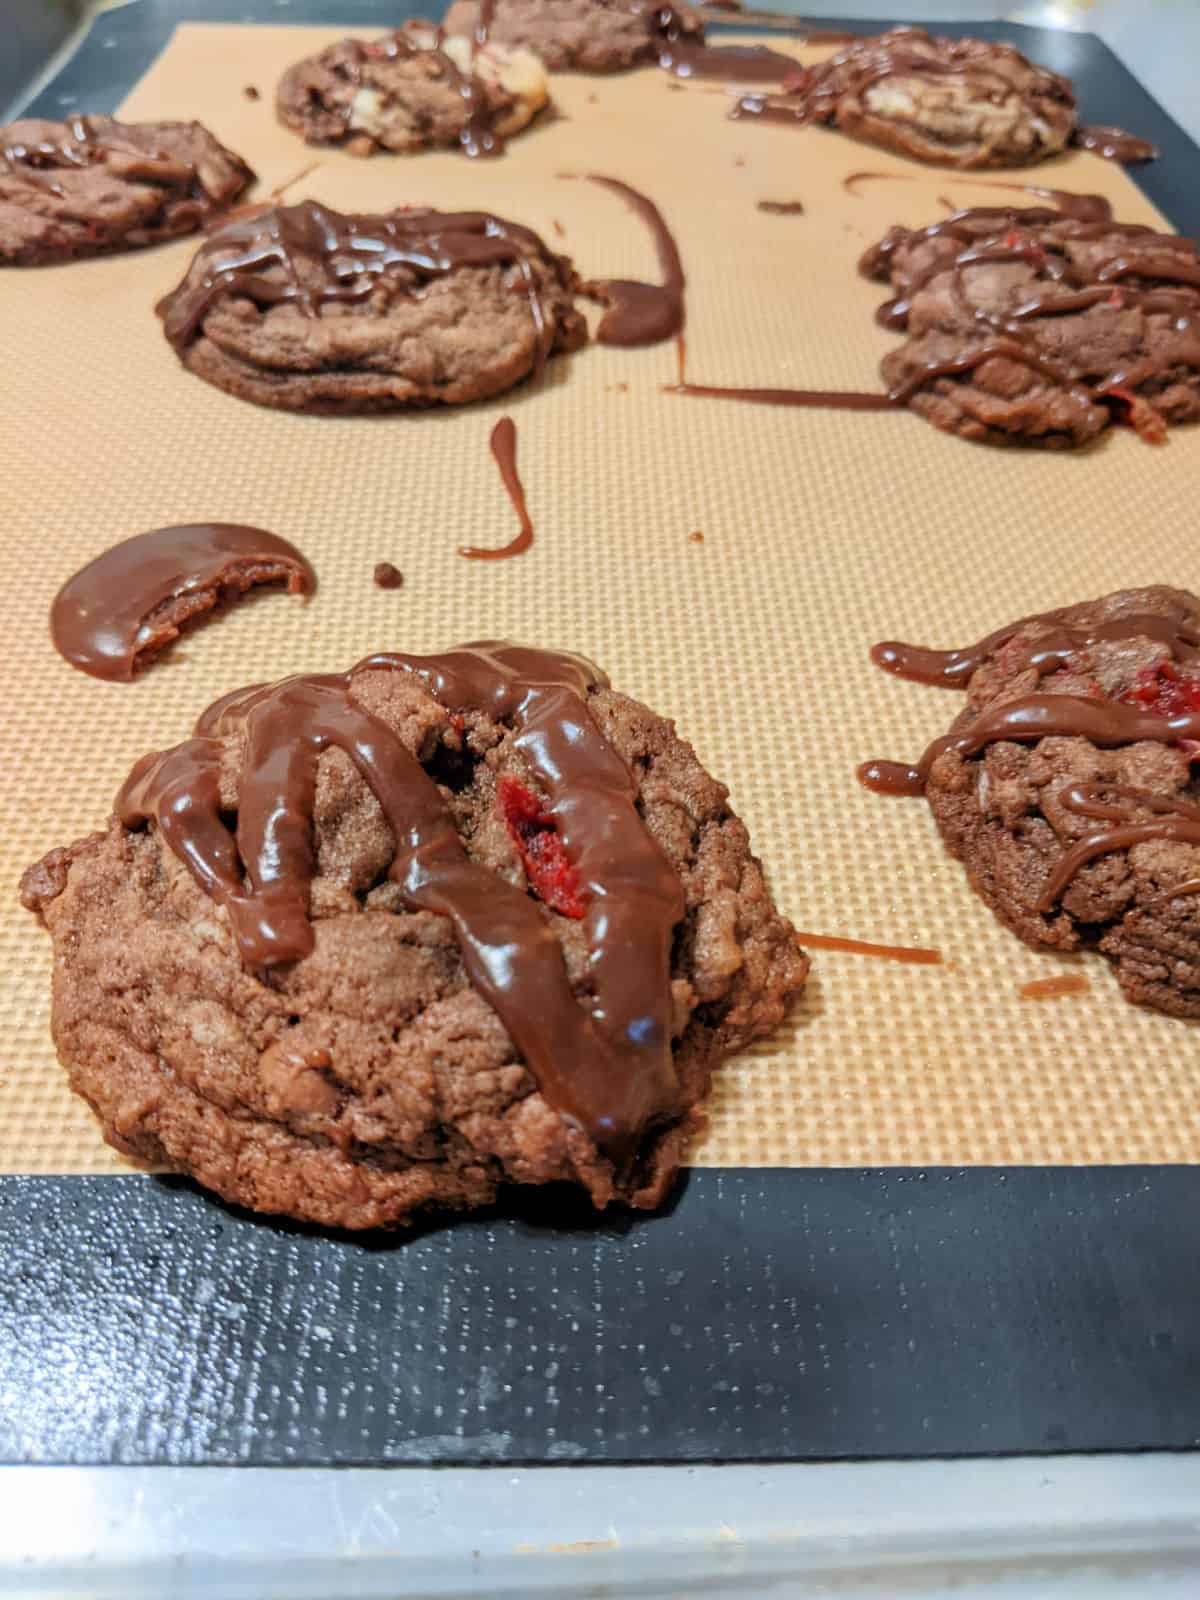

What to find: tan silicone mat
left=3, top=22, right=1198, bottom=1175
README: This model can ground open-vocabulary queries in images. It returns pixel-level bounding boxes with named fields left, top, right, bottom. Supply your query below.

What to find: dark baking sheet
left=6, top=6, right=1200, bottom=1467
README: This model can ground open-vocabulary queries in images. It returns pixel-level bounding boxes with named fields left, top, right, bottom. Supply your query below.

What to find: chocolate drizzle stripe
left=115, top=644, right=686, bottom=1166
left=50, top=523, right=315, bottom=682
left=862, top=600, right=1200, bottom=909
left=460, top=417, right=533, bottom=560
left=157, top=201, right=560, bottom=369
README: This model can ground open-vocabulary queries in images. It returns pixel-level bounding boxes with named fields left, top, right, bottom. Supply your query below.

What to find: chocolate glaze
left=581, top=176, right=685, bottom=347
left=158, top=200, right=561, bottom=373
left=658, top=40, right=800, bottom=84
left=793, top=930, right=941, bottom=964
left=337, top=30, right=505, bottom=159
left=730, top=27, right=1076, bottom=135
left=1074, top=123, right=1159, bottom=164
left=51, top=523, right=315, bottom=682
left=373, top=561, right=404, bottom=589
left=459, top=417, right=533, bottom=560
left=757, top=199, right=805, bottom=215
left=116, top=644, right=686, bottom=1167
left=862, top=602, right=1200, bottom=908
left=872, top=606, right=1200, bottom=689
left=860, top=204, right=1200, bottom=426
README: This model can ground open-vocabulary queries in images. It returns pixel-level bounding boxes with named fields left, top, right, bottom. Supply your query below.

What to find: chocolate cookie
left=276, top=23, right=548, bottom=157
left=21, top=645, right=808, bottom=1230
left=443, top=0, right=704, bottom=73
left=736, top=27, right=1075, bottom=168
left=156, top=199, right=586, bottom=413
left=860, top=201, right=1200, bottom=448
left=862, top=589, right=1200, bottom=1017
left=0, top=116, right=253, bottom=265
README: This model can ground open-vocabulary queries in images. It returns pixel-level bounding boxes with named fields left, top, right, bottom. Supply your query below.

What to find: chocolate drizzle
left=50, top=523, right=315, bottom=682
left=115, top=644, right=686, bottom=1166
left=334, top=29, right=506, bottom=159
left=1074, top=123, right=1159, bottom=164
left=730, top=26, right=1076, bottom=142
left=843, top=170, right=1113, bottom=225
left=157, top=200, right=561, bottom=372
left=580, top=176, right=685, bottom=347
left=460, top=417, right=534, bottom=560
left=861, top=600, right=1200, bottom=911
left=860, top=204, right=1200, bottom=433
left=2, top=115, right=100, bottom=195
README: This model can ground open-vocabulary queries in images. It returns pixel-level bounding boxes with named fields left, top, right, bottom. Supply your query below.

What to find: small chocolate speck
left=757, top=199, right=804, bottom=216
left=552, top=219, right=566, bottom=238
left=587, top=93, right=599, bottom=104
left=373, top=561, right=404, bottom=590
left=734, top=157, right=746, bottom=168
left=688, top=531, right=704, bottom=544
left=243, top=85, right=260, bottom=100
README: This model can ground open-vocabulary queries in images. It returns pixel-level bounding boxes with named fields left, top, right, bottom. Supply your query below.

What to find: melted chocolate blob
left=1074, top=123, right=1159, bottom=164
left=51, top=523, right=315, bottom=682
left=862, top=601, right=1200, bottom=908
left=1020, top=973, right=1090, bottom=1000
left=373, top=561, right=404, bottom=589
left=459, top=417, right=534, bottom=560
left=158, top=200, right=560, bottom=374
left=116, top=643, right=686, bottom=1167
left=658, top=40, right=801, bottom=84
left=579, top=176, right=685, bottom=347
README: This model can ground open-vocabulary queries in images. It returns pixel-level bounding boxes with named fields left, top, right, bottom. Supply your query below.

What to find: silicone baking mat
left=4, top=19, right=1199, bottom=1182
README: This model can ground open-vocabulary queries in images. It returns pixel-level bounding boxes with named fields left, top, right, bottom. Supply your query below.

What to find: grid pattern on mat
left=3, top=24, right=1198, bottom=1173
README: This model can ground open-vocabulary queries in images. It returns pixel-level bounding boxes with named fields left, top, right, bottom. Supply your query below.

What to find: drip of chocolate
left=670, top=381, right=897, bottom=410
left=842, top=170, right=1113, bottom=226
left=158, top=200, right=559, bottom=374
left=578, top=176, right=685, bottom=346
left=792, top=931, right=941, bottom=964
left=116, top=644, right=686, bottom=1167
left=756, top=199, right=805, bottom=215
left=373, top=561, right=404, bottom=589
left=2, top=115, right=104, bottom=196
left=459, top=417, right=534, bottom=560
left=860, top=602, right=1200, bottom=909
left=1074, top=123, right=1159, bottom=164
left=50, top=524, right=315, bottom=682
left=657, top=40, right=801, bottom=84
left=1020, top=973, right=1090, bottom=1000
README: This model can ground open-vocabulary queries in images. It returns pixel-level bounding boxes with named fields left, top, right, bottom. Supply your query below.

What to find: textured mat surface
left=4, top=21, right=1200, bottom=1176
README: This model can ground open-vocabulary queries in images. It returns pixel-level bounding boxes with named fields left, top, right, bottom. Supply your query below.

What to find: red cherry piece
left=496, top=776, right=587, bottom=919
left=1120, top=660, right=1200, bottom=718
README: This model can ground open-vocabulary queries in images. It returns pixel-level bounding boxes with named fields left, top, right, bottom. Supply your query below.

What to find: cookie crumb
left=373, top=561, right=404, bottom=589
left=688, top=531, right=704, bottom=544
left=243, top=85, right=260, bottom=100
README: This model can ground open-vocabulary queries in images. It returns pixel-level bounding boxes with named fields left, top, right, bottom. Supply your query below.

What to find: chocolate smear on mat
left=51, top=523, right=315, bottom=681
left=460, top=417, right=534, bottom=560
left=577, top=175, right=685, bottom=346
